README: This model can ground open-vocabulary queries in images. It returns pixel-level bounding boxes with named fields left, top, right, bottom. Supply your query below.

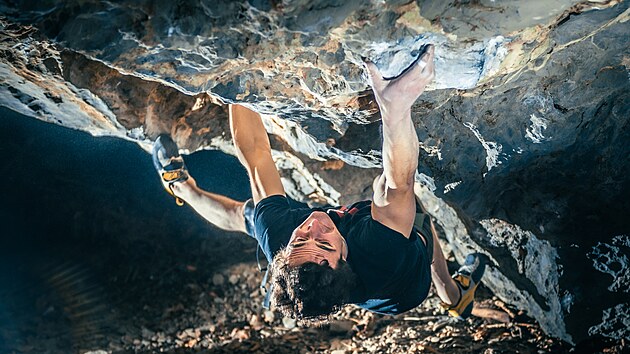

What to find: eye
left=292, top=242, right=305, bottom=248
left=317, top=243, right=334, bottom=251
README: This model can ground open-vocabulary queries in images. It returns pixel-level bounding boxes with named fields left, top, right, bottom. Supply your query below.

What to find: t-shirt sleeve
left=350, top=217, right=419, bottom=263
left=253, top=195, right=314, bottom=261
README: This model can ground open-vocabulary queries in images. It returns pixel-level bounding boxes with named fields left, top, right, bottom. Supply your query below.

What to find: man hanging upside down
left=152, top=44, right=485, bottom=320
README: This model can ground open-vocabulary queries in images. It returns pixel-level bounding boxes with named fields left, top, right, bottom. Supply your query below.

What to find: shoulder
left=253, top=195, right=313, bottom=260
left=344, top=203, right=417, bottom=253
left=254, top=194, right=291, bottom=214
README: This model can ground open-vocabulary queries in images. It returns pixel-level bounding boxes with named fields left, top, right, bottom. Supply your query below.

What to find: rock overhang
left=1, top=0, right=629, bottom=344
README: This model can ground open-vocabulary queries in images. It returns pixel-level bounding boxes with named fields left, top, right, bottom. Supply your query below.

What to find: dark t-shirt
left=248, top=195, right=432, bottom=315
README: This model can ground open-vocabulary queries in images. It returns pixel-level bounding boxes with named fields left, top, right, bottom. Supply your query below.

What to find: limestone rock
left=0, top=0, right=628, bottom=345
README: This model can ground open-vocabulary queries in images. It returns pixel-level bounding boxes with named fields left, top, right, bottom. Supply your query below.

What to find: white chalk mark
left=444, top=181, right=462, bottom=194
left=525, top=113, right=550, bottom=143
left=464, top=122, right=503, bottom=176
left=419, top=141, right=443, bottom=160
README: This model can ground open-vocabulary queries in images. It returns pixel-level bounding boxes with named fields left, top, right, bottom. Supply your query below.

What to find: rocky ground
left=100, top=267, right=566, bottom=354
left=0, top=211, right=598, bottom=354
left=2, top=244, right=572, bottom=354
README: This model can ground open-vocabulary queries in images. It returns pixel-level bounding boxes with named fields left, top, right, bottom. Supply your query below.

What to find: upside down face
left=286, top=211, right=348, bottom=269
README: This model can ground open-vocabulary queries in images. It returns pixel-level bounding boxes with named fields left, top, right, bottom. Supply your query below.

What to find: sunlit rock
left=1, top=0, right=628, bottom=344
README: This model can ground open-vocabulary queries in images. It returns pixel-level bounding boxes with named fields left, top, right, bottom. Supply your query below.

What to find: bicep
left=371, top=173, right=416, bottom=238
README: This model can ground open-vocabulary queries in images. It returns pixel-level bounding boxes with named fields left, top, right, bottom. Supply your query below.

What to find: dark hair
left=269, top=248, right=358, bottom=320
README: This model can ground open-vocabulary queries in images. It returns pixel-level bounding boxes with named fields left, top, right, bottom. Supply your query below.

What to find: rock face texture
left=1, top=0, right=629, bottom=344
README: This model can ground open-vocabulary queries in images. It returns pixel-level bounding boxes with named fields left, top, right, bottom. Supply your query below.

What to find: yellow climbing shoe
left=441, top=253, right=487, bottom=319
left=152, top=134, right=189, bottom=206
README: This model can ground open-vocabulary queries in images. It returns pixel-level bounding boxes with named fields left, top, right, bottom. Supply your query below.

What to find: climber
left=152, top=44, right=485, bottom=320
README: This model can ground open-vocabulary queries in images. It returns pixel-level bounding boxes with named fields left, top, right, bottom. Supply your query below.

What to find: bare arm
left=164, top=104, right=283, bottom=233
left=171, top=176, right=249, bottom=233
left=229, top=104, right=285, bottom=204
left=366, top=45, right=435, bottom=238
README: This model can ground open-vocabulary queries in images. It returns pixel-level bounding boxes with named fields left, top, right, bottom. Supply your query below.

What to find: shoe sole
left=153, top=135, right=187, bottom=206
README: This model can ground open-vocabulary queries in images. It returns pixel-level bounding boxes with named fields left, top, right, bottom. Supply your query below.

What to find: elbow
left=382, top=160, right=418, bottom=192
left=383, top=172, right=415, bottom=193
left=387, top=180, right=414, bottom=193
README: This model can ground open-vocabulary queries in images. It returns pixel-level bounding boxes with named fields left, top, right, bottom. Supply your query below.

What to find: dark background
left=0, top=107, right=260, bottom=351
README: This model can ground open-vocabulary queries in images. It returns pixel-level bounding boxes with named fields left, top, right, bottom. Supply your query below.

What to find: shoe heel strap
left=162, top=169, right=189, bottom=182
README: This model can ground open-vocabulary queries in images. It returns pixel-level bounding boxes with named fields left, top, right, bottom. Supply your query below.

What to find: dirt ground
left=1, top=222, right=614, bottom=354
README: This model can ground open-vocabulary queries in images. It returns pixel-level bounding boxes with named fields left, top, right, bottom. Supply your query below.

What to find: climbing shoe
left=441, top=253, right=487, bottom=320
left=152, top=134, right=188, bottom=206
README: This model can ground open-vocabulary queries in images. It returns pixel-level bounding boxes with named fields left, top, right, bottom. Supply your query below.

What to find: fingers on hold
left=420, top=46, right=434, bottom=63
left=421, top=44, right=435, bottom=60
left=420, top=45, right=436, bottom=74
left=365, top=62, right=380, bottom=77
left=411, top=57, right=428, bottom=76
left=365, top=61, right=386, bottom=87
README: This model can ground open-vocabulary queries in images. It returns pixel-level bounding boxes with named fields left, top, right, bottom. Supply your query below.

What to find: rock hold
left=0, top=0, right=628, bottom=345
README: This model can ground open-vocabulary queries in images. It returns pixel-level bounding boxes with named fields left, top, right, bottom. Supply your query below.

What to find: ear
left=340, top=236, right=348, bottom=261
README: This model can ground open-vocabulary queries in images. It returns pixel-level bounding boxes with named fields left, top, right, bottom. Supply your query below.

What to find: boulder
left=0, top=0, right=628, bottom=344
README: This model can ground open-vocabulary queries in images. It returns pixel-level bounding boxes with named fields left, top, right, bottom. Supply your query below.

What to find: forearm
left=229, top=104, right=271, bottom=163
left=173, top=181, right=248, bottom=233
left=381, top=109, right=419, bottom=190
left=366, top=45, right=432, bottom=237
left=228, top=104, right=285, bottom=203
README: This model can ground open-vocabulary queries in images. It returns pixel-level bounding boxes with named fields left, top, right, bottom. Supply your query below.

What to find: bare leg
left=429, top=220, right=461, bottom=305
left=170, top=177, right=248, bottom=233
